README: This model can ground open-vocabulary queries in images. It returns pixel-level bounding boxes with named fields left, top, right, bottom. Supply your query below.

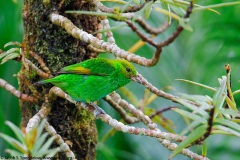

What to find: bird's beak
left=131, top=75, right=142, bottom=84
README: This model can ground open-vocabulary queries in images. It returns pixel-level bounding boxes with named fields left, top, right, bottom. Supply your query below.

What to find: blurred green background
left=0, top=0, right=23, bottom=156
left=0, top=0, right=240, bottom=159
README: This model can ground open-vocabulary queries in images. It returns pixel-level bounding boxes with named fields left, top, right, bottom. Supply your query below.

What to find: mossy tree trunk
left=20, top=0, right=100, bottom=159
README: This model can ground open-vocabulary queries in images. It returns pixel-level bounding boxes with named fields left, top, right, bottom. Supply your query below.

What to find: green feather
left=41, top=58, right=137, bottom=102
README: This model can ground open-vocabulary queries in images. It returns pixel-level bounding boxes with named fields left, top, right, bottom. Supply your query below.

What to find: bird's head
left=118, top=59, right=142, bottom=83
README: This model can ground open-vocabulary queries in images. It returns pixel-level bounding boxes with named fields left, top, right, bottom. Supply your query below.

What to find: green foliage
left=0, top=41, right=21, bottom=64
left=171, top=75, right=240, bottom=158
left=0, top=119, right=60, bottom=158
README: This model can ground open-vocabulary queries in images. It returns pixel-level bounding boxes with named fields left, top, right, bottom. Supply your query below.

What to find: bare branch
left=101, top=17, right=115, bottom=44
left=45, top=121, right=76, bottom=160
left=99, top=113, right=184, bottom=142
left=126, top=20, right=158, bottom=47
left=26, top=106, right=76, bottom=160
left=135, top=73, right=178, bottom=101
left=29, top=51, right=51, bottom=74
left=104, top=95, right=139, bottom=124
left=109, top=91, right=158, bottom=129
left=97, top=1, right=147, bottom=13
left=26, top=106, right=50, bottom=133
left=0, top=78, right=35, bottom=102
left=50, top=12, right=160, bottom=66
left=136, top=19, right=170, bottom=35
left=24, top=58, right=52, bottom=79
left=159, top=139, right=209, bottom=160
left=87, top=45, right=105, bottom=53
left=149, top=106, right=177, bottom=119
left=191, top=107, right=214, bottom=146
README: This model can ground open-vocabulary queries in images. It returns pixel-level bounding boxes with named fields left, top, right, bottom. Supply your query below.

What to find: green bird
left=40, top=58, right=139, bottom=104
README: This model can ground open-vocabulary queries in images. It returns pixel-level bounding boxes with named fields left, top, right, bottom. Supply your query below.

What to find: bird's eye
left=126, top=68, right=131, bottom=72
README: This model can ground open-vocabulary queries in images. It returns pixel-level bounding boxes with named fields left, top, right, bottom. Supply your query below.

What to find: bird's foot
left=88, top=102, right=106, bottom=118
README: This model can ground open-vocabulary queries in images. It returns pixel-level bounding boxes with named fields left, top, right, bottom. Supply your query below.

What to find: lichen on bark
left=20, top=0, right=100, bottom=159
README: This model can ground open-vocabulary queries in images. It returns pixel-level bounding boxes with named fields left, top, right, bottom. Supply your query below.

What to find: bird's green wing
left=59, top=58, right=115, bottom=76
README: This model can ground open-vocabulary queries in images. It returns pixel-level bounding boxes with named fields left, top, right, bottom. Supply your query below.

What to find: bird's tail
left=33, top=80, right=48, bottom=86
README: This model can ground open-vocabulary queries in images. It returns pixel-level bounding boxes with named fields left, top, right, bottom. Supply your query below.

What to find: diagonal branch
left=50, top=12, right=160, bottom=66
left=0, top=78, right=35, bottom=102
left=104, top=95, right=139, bottom=124
left=97, top=1, right=147, bottom=13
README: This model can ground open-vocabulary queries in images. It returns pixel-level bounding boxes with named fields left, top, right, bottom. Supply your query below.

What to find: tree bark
left=20, top=0, right=99, bottom=159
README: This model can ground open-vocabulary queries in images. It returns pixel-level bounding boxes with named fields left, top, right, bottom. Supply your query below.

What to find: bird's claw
left=89, top=102, right=106, bottom=118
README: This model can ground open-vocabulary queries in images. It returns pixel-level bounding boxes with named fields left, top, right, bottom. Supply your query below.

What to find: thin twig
left=159, top=139, right=209, bottom=160
left=97, top=1, right=147, bottom=13
left=87, top=45, right=105, bottom=53
left=149, top=106, right=177, bottom=119
left=24, top=58, right=52, bottom=79
left=0, top=78, right=35, bottom=102
left=101, top=18, right=115, bottom=44
left=126, top=20, right=158, bottom=47
left=136, top=19, right=170, bottom=35
left=191, top=107, right=215, bottom=146
left=29, top=51, right=51, bottom=74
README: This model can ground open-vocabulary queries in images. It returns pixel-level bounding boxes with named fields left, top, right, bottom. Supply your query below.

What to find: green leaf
left=169, top=124, right=207, bottom=159
left=213, top=76, right=227, bottom=115
left=4, top=41, right=21, bottom=48
left=6, top=48, right=20, bottom=54
left=5, top=121, right=25, bottom=144
left=1, top=53, right=20, bottom=64
left=0, top=133, right=27, bottom=154
left=201, top=141, right=208, bottom=157
left=225, top=96, right=238, bottom=111
left=233, top=89, right=240, bottom=95
left=100, top=0, right=126, bottom=4
left=121, top=0, right=134, bottom=13
left=154, top=7, right=180, bottom=21
left=213, top=125, right=240, bottom=137
left=193, top=2, right=240, bottom=12
left=169, top=4, right=185, bottom=17
left=36, top=119, right=47, bottom=139
left=132, top=1, right=154, bottom=21
left=180, top=117, right=207, bottom=136
left=172, top=108, right=201, bottom=120
left=132, top=0, right=139, bottom=5
left=37, top=135, right=56, bottom=155
left=179, top=18, right=193, bottom=32
left=32, top=133, right=49, bottom=154
left=175, top=98, right=208, bottom=116
left=218, top=108, right=240, bottom=118
left=176, top=79, right=216, bottom=92
left=0, top=51, right=10, bottom=59
left=161, top=2, right=171, bottom=24
left=144, top=1, right=153, bottom=19
left=214, top=118, right=240, bottom=132
left=5, top=149, right=24, bottom=156
left=45, top=147, right=61, bottom=157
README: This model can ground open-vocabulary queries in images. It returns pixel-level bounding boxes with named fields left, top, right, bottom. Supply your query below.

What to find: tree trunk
left=20, top=0, right=99, bottom=159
